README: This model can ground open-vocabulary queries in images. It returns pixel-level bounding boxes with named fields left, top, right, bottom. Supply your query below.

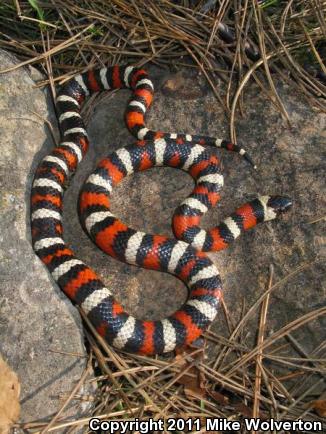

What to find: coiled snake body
left=31, top=65, right=292, bottom=355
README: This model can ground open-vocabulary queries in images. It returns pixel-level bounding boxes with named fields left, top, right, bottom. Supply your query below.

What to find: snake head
left=266, top=195, right=293, bottom=215
left=258, top=195, right=292, bottom=222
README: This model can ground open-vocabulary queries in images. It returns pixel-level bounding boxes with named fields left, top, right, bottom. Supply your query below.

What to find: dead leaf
left=175, top=341, right=206, bottom=400
left=206, top=389, right=229, bottom=405
left=308, top=400, right=326, bottom=417
left=0, top=355, right=20, bottom=434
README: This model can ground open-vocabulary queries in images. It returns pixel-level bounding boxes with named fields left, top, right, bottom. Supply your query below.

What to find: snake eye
left=267, top=196, right=293, bottom=214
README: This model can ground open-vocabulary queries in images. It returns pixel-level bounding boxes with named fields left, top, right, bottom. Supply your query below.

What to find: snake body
left=31, top=65, right=292, bottom=354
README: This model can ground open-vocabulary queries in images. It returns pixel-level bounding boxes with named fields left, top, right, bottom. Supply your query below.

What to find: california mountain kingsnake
left=31, top=65, right=292, bottom=355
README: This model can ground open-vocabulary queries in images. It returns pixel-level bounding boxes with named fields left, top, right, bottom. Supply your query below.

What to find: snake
left=31, top=65, right=292, bottom=355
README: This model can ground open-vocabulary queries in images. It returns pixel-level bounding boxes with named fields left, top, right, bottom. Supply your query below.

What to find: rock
left=64, top=66, right=325, bottom=353
left=0, top=49, right=88, bottom=423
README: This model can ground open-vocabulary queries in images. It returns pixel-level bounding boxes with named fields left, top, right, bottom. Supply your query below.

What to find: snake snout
left=267, top=195, right=293, bottom=214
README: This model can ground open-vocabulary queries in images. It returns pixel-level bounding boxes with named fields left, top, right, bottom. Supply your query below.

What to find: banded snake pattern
left=31, top=65, right=292, bottom=354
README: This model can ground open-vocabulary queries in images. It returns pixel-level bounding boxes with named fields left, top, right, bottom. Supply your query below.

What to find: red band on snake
left=31, top=65, right=292, bottom=355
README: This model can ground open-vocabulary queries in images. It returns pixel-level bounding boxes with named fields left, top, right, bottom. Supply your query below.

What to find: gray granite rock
left=0, top=49, right=88, bottom=423
left=64, top=66, right=325, bottom=352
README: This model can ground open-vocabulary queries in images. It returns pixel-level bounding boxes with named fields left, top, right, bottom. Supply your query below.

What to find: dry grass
left=17, top=263, right=326, bottom=433
left=1, top=1, right=325, bottom=432
left=0, top=1, right=325, bottom=141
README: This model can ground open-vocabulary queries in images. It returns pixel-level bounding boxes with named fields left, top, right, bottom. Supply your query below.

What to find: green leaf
left=27, top=0, right=45, bottom=22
